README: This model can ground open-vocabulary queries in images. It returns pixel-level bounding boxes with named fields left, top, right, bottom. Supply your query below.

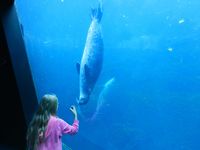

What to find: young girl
left=26, top=94, right=79, bottom=150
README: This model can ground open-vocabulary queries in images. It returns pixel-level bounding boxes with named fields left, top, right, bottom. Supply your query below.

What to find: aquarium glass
left=15, top=0, right=200, bottom=149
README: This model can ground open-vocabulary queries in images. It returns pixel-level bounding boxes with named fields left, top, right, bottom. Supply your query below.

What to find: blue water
left=15, top=0, right=200, bottom=149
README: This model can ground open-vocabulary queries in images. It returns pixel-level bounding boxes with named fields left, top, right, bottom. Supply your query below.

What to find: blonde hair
left=27, top=94, right=58, bottom=150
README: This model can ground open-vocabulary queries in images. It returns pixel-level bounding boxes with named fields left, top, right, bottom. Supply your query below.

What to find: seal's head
left=77, top=96, right=89, bottom=105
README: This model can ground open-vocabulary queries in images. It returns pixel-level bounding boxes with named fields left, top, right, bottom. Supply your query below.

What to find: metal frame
left=1, top=0, right=38, bottom=124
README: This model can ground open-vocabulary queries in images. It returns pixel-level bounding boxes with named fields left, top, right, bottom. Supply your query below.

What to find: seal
left=76, top=2, right=103, bottom=105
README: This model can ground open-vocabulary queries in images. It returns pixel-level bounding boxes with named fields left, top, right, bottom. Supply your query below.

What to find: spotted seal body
left=77, top=3, right=103, bottom=105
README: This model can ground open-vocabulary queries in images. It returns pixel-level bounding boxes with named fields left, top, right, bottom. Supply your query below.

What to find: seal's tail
left=91, top=1, right=103, bottom=22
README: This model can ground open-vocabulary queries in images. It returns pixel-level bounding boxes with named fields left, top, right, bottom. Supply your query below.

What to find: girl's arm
left=59, top=105, right=79, bottom=135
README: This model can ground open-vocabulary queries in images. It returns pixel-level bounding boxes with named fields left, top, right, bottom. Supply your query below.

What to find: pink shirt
left=37, top=115, right=79, bottom=150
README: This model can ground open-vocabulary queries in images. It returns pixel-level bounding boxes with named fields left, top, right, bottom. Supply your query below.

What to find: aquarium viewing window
left=2, top=0, right=200, bottom=149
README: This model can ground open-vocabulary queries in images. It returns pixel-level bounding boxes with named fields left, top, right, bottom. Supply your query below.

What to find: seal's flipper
left=91, top=1, right=103, bottom=22
left=76, top=63, right=80, bottom=74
